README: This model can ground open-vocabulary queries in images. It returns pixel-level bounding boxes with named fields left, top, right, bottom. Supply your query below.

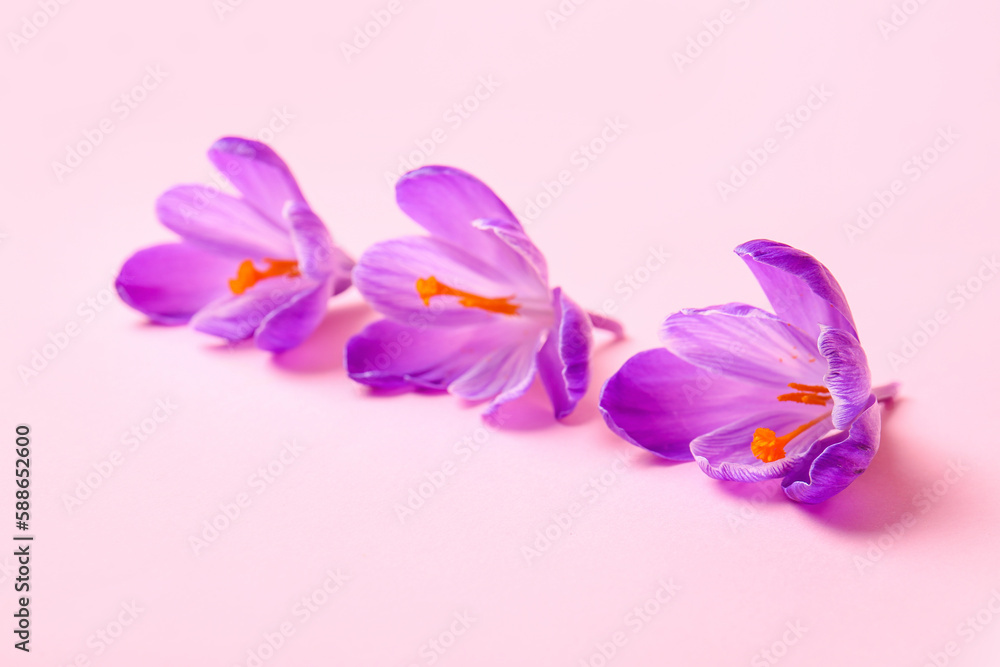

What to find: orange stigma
left=229, top=258, right=300, bottom=295
left=777, top=382, right=831, bottom=406
left=415, top=276, right=519, bottom=315
left=752, top=383, right=833, bottom=462
left=751, top=413, right=830, bottom=463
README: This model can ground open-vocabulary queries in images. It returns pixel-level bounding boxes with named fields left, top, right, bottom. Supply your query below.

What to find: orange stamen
left=228, top=258, right=300, bottom=295
left=777, top=382, right=831, bottom=406
left=787, top=383, right=829, bottom=394
left=415, top=276, right=519, bottom=316
left=777, top=392, right=830, bottom=406
left=751, top=413, right=830, bottom=463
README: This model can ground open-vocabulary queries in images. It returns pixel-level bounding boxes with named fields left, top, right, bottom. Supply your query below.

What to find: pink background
left=4, top=0, right=1000, bottom=664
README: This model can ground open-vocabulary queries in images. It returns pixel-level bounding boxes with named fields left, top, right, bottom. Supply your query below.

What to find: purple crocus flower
left=345, top=166, right=622, bottom=420
left=599, top=240, right=897, bottom=503
left=116, top=137, right=353, bottom=352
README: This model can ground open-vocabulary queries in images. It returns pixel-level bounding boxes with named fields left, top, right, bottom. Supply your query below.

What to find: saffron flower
left=116, top=137, right=353, bottom=352
left=346, top=166, right=622, bottom=420
left=599, top=240, right=897, bottom=503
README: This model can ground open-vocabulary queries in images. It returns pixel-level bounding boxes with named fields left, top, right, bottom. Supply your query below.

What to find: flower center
left=415, top=276, right=519, bottom=316
left=751, top=413, right=830, bottom=463
left=229, top=258, right=300, bottom=295
left=750, top=383, right=832, bottom=463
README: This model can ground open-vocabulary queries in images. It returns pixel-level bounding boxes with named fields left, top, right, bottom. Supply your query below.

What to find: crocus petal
left=536, top=288, right=593, bottom=419
left=599, top=348, right=777, bottom=461
left=660, top=303, right=823, bottom=389
left=207, top=137, right=306, bottom=228
left=254, top=280, right=332, bottom=352
left=353, top=236, right=551, bottom=327
left=396, top=165, right=522, bottom=258
left=782, top=396, right=880, bottom=503
left=345, top=318, right=543, bottom=400
left=819, top=326, right=873, bottom=429
left=190, top=276, right=315, bottom=342
left=736, top=240, right=857, bottom=341
left=345, top=319, right=468, bottom=390
left=283, top=202, right=353, bottom=294
left=156, top=185, right=296, bottom=259
left=482, top=358, right=538, bottom=424
left=691, top=409, right=833, bottom=482
left=448, top=331, right=539, bottom=402
left=473, top=217, right=548, bottom=287
left=395, top=167, right=550, bottom=297
left=116, top=242, right=236, bottom=325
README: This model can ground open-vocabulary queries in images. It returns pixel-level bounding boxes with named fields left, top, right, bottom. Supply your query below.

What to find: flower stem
left=873, top=382, right=900, bottom=403
left=587, top=312, right=625, bottom=338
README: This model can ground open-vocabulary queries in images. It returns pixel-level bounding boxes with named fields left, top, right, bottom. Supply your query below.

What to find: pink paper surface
left=4, top=0, right=1000, bottom=665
